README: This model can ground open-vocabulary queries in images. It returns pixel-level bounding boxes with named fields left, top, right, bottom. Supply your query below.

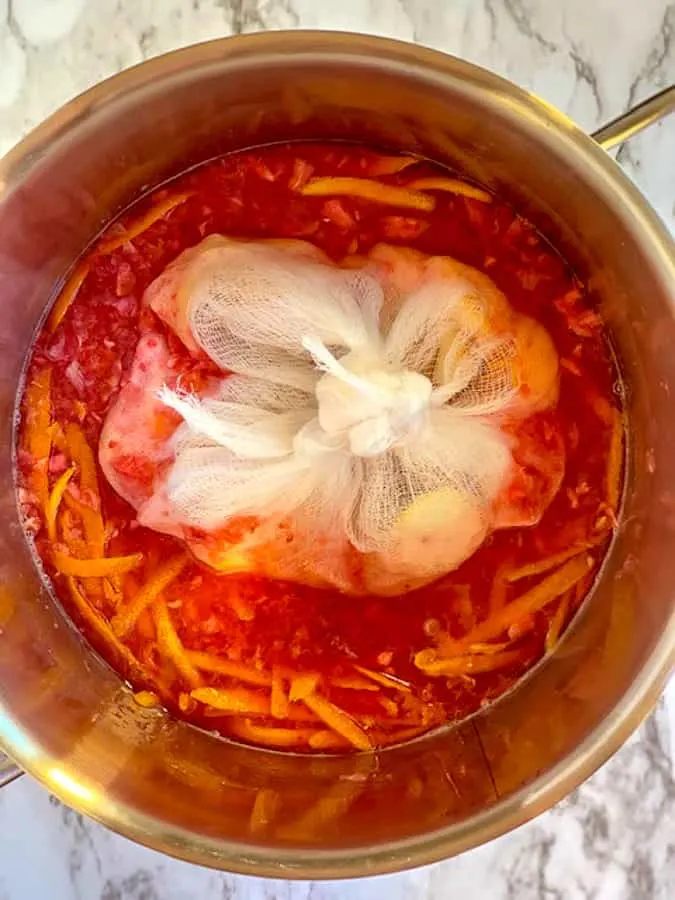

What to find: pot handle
left=0, top=748, right=22, bottom=788
left=591, top=85, right=675, bottom=150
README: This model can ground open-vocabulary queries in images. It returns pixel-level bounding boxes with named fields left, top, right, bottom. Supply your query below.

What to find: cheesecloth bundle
left=108, top=236, right=561, bottom=595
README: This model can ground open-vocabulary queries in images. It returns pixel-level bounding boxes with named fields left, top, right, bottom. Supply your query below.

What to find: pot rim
left=0, top=30, right=674, bottom=879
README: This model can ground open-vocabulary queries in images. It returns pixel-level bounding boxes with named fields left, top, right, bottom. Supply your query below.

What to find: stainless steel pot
left=0, top=31, right=673, bottom=878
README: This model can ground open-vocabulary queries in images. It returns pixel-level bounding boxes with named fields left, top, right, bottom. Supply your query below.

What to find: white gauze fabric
left=149, top=237, right=559, bottom=595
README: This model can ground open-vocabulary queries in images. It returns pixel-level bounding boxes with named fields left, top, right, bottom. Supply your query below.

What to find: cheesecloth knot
left=301, top=336, right=433, bottom=458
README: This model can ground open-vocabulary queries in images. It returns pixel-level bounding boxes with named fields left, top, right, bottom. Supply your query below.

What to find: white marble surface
left=0, top=1, right=674, bottom=898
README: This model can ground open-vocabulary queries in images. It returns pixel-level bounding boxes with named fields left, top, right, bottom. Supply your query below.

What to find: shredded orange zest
left=454, top=584, right=475, bottom=632
left=46, top=466, right=76, bottom=543
left=488, top=563, right=510, bottom=612
left=186, top=651, right=271, bottom=686
left=64, top=424, right=97, bottom=491
left=308, top=730, right=350, bottom=750
left=47, top=262, right=90, bottom=333
left=230, top=719, right=316, bottom=748
left=191, top=686, right=271, bottom=716
left=270, top=668, right=289, bottom=719
left=289, top=673, right=321, bottom=702
left=407, top=176, right=492, bottom=203
left=52, top=550, right=143, bottom=578
left=300, top=177, right=435, bottom=211
left=66, top=577, right=139, bottom=673
left=330, top=675, right=379, bottom=692
left=278, top=780, right=365, bottom=840
left=23, top=366, right=52, bottom=508
left=284, top=704, right=321, bottom=723
left=154, top=600, right=202, bottom=688
left=456, top=554, right=594, bottom=646
left=112, top=553, right=188, bottom=637
left=250, top=788, right=281, bottom=833
left=606, top=408, right=624, bottom=513
left=414, top=647, right=525, bottom=677
left=96, top=193, right=193, bottom=255
left=133, top=690, right=160, bottom=708
left=302, top=693, right=372, bottom=751
left=368, top=155, right=419, bottom=175
left=203, top=703, right=318, bottom=724
left=545, top=590, right=572, bottom=652
left=64, top=423, right=106, bottom=555
left=467, top=641, right=513, bottom=655
left=506, top=545, right=593, bottom=583
left=353, top=664, right=412, bottom=693
left=369, top=725, right=429, bottom=746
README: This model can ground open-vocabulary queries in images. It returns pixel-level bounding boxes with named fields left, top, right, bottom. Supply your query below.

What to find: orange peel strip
left=66, top=577, right=140, bottom=673
left=191, top=686, right=271, bottom=716
left=186, top=651, right=272, bottom=687
left=330, top=675, right=379, bottom=692
left=302, top=693, right=372, bottom=751
left=488, top=563, right=511, bottom=612
left=202, top=703, right=319, bottom=724
left=545, top=591, right=572, bottom=652
left=47, top=263, right=90, bottom=333
left=300, top=177, right=435, bottom=211
left=352, top=664, right=412, bottom=693
left=414, top=647, right=526, bottom=677
left=230, top=719, right=316, bottom=749
left=270, top=668, right=289, bottom=719
left=407, top=176, right=492, bottom=203
left=288, top=673, right=321, bottom=702
left=46, top=466, right=76, bottom=543
left=249, top=788, right=282, bottom=833
left=308, top=730, right=351, bottom=750
left=506, top=545, right=593, bottom=583
left=154, top=599, right=202, bottom=688
left=284, top=705, right=321, bottom=724
left=23, top=366, right=53, bottom=509
left=466, top=641, right=514, bottom=655
left=444, top=554, right=594, bottom=649
left=367, top=155, right=419, bottom=175
left=112, top=553, right=188, bottom=638
left=606, top=408, right=624, bottom=514
left=96, top=192, right=193, bottom=255
left=369, top=725, right=429, bottom=746
left=52, top=550, right=143, bottom=578
left=64, top=423, right=106, bottom=556
left=277, top=780, right=365, bottom=840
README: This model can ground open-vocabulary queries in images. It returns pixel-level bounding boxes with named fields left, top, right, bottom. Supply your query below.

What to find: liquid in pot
left=16, top=143, right=624, bottom=753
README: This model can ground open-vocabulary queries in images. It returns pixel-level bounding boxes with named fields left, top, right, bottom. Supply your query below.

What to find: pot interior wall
left=0, top=34, right=673, bottom=872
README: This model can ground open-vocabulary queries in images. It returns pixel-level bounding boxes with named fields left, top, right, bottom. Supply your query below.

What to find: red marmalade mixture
left=17, top=143, right=623, bottom=754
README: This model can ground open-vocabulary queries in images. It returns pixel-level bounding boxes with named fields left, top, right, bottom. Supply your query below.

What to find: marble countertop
left=0, top=1, right=674, bottom=898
